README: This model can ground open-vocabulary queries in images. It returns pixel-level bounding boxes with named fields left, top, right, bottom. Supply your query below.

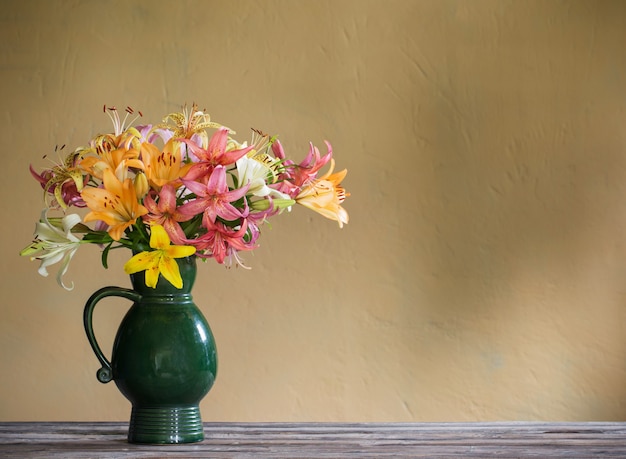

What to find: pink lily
left=243, top=200, right=280, bottom=245
left=271, top=140, right=333, bottom=197
left=183, top=128, right=253, bottom=181
left=142, top=184, right=192, bottom=244
left=178, top=165, right=250, bottom=224
left=293, top=141, right=333, bottom=186
left=192, top=218, right=254, bottom=264
left=30, top=165, right=87, bottom=208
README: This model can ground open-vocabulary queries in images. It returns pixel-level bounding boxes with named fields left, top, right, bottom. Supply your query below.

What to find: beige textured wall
left=2, top=0, right=626, bottom=422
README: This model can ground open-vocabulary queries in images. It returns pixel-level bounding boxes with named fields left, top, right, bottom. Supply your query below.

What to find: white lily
left=20, top=210, right=83, bottom=290
left=236, top=155, right=290, bottom=199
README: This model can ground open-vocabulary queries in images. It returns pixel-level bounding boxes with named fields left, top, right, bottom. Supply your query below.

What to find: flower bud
left=133, top=171, right=149, bottom=199
left=250, top=198, right=295, bottom=212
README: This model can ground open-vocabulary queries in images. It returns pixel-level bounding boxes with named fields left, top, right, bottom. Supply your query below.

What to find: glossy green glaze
left=83, top=256, right=217, bottom=444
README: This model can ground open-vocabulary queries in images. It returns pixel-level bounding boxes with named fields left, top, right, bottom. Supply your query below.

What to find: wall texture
left=2, top=0, right=626, bottom=422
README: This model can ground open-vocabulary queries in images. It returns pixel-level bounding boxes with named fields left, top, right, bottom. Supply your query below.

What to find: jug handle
left=83, top=286, right=142, bottom=384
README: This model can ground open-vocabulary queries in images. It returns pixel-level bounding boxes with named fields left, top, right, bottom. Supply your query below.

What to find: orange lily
left=79, top=147, right=144, bottom=181
left=91, top=106, right=143, bottom=155
left=296, top=159, right=350, bottom=228
left=140, top=139, right=192, bottom=190
left=81, top=168, right=148, bottom=240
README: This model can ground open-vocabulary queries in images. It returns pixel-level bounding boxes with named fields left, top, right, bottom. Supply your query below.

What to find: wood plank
left=0, top=422, right=624, bottom=458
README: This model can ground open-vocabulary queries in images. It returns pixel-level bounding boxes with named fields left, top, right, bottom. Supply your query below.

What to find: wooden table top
left=0, top=422, right=625, bottom=458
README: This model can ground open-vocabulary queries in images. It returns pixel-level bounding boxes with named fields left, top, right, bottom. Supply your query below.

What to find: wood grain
left=0, top=422, right=625, bottom=458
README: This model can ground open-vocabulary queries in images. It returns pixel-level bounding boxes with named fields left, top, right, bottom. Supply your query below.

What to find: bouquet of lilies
left=21, top=105, right=349, bottom=290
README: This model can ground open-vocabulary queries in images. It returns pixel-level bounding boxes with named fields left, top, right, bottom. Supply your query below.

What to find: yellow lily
left=81, top=168, right=148, bottom=241
left=155, top=104, right=225, bottom=148
left=124, top=225, right=196, bottom=289
left=296, top=159, right=350, bottom=228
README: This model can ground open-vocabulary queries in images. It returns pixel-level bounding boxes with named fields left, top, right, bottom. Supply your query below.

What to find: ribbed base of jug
left=128, top=405, right=204, bottom=444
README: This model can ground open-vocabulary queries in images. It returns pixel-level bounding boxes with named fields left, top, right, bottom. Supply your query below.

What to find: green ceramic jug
left=83, top=256, right=217, bottom=444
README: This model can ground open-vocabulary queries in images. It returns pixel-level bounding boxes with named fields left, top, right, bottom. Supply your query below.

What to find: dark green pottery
left=83, top=256, right=217, bottom=444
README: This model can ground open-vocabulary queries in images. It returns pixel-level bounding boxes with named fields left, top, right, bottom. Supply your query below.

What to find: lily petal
left=123, top=251, right=160, bottom=275
left=157, top=257, right=183, bottom=289
left=149, top=224, right=171, bottom=250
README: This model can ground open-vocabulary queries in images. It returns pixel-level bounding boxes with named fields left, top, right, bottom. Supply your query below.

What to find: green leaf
left=101, top=242, right=113, bottom=269
left=82, top=231, right=114, bottom=245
